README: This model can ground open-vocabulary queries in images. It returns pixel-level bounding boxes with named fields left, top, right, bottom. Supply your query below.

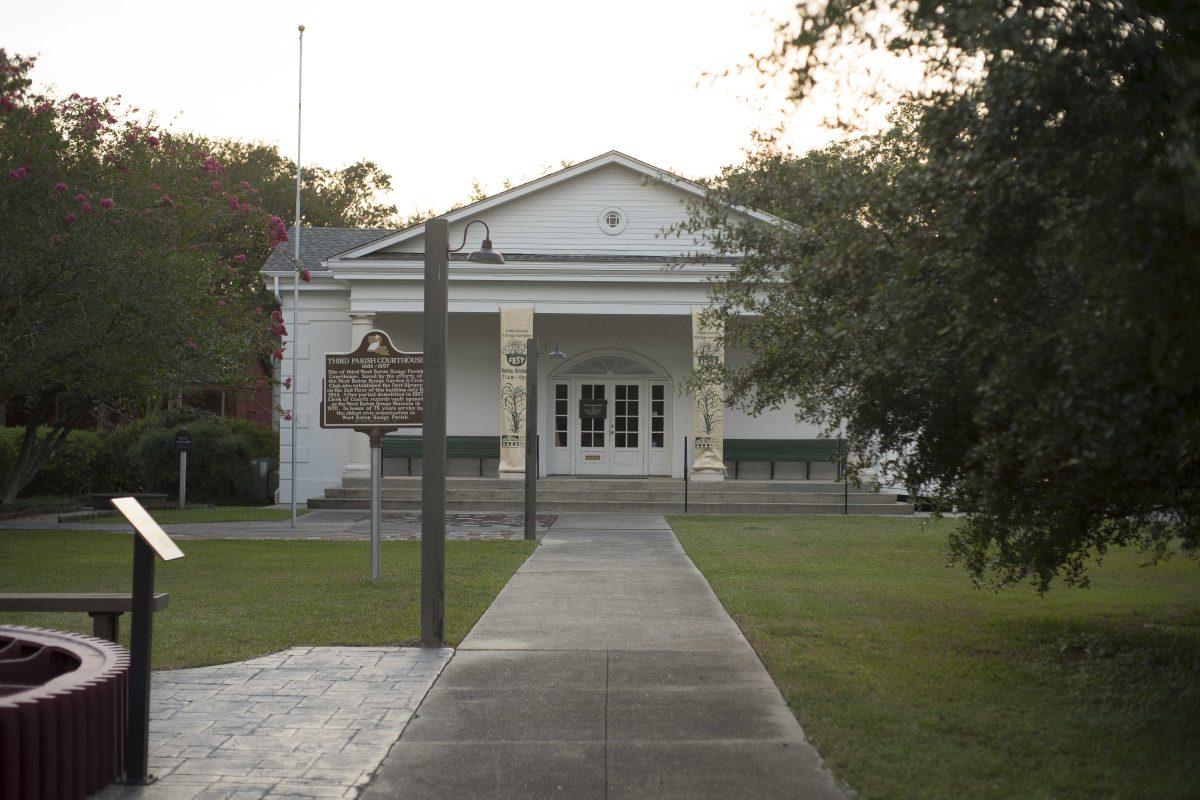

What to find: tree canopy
left=685, top=1, right=1200, bottom=589
left=0, top=50, right=291, bottom=501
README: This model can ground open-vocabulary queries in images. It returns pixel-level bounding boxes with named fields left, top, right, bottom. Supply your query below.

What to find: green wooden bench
left=382, top=435, right=501, bottom=476
left=723, top=438, right=845, bottom=479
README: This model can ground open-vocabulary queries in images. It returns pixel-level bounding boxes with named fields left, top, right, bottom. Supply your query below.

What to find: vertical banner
left=499, top=308, right=534, bottom=478
left=691, top=311, right=726, bottom=479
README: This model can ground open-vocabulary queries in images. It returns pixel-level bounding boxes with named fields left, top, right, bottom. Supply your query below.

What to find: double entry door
left=550, top=379, right=668, bottom=476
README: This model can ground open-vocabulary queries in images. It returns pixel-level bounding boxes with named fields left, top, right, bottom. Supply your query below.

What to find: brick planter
left=0, top=626, right=129, bottom=800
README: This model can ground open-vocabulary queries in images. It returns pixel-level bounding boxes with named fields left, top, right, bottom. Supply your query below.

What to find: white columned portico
left=343, top=311, right=376, bottom=479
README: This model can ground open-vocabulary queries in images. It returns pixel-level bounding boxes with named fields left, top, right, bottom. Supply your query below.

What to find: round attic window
left=598, top=206, right=627, bottom=235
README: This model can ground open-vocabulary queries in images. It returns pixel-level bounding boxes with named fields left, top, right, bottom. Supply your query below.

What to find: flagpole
left=291, top=24, right=304, bottom=529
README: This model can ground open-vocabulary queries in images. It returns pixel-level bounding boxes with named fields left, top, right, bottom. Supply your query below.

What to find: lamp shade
left=466, top=237, right=505, bottom=265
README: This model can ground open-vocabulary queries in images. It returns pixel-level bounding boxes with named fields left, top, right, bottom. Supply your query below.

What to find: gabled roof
left=331, top=150, right=783, bottom=261
left=262, top=226, right=397, bottom=273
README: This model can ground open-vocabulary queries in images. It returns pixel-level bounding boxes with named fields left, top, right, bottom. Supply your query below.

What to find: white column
left=691, top=310, right=726, bottom=481
left=343, top=311, right=375, bottom=480
left=498, top=307, right=534, bottom=480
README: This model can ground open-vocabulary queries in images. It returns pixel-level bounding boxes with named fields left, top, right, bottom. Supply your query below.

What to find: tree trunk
left=0, top=409, right=79, bottom=505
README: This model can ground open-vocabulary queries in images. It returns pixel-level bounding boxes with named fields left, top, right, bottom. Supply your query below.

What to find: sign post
left=174, top=429, right=191, bottom=510
left=320, top=329, right=422, bottom=580
left=110, top=496, right=184, bottom=785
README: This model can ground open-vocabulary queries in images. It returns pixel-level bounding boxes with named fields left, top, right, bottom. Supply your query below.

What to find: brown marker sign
left=321, top=330, right=423, bottom=428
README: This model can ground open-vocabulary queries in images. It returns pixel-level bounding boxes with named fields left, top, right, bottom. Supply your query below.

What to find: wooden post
left=421, top=218, right=448, bottom=646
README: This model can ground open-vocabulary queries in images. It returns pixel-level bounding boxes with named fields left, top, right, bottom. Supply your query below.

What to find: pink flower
left=9, top=167, right=28, bottom=180
left=54, top=181, right=68, bottom=192
left=185, top=339, right=199, bottom=350
left=99, top=197, right=114, bottom=208
left=282, top=410, right=293, bottom=421
left=81, top=202, right=94, bottom=213
left=283, top=377, right=292, bottom=389
left=272, top=347, right=285, bottom=360
left=160, top=194, right=174, bottom=206
left=147, top=135, right=160, bottom=147
left=63, top=213, right=77, bottom=224
left=234, top=253, right=246, bottom=263
left=218, top=299, right=226, bottom=306
left=252, top=307, right=262, bottom=316
left=74, top=193, right=86, bottom=202
left=34, top=102, right=53, bottom=115
left=271, top=309, right=284, bottom=323
left=301, top=269, right=311, bottom=284
left=210, top=179, right=222, bottom=190
left=228, top=196, right=240, bottom=211
left=0, top=96, right=16, bottom=113
left=202, top=156, right=220, bottom=174
left=239, top=201, right=250, bottom=211
left=240, top=180, right=250, bottom=189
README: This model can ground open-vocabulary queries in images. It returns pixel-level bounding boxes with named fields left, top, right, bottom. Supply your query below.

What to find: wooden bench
left=723, top=438, right=845, bottom=479
left=0, top=592, right=170, bottom=643
left=382, top=435, right=501, bottom=476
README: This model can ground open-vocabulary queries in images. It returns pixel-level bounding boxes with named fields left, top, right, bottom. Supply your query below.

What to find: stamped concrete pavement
left=363, top=513, right=845, bottom=799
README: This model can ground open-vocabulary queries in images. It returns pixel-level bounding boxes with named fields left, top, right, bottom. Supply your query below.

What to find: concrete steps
left=309, top=477, right=914, bottom=515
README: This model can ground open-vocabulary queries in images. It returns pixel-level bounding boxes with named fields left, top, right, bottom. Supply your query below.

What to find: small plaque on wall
left=579, top=399, right=607, bottom=420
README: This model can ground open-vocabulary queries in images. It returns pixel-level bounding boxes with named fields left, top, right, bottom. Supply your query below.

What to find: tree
left=205, top=139, right=398, bottom=228
left=685, top=2, right=1200, bottom=590
left=0, top=51, right=289, bottom=503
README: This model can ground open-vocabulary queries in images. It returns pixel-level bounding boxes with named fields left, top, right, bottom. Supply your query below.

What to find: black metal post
left=125, top=534, right=155, bottom=784
left=842, top=438, right=849, bottom=515
left=683, top=435, right=689, bottom=513
left=524, top=338, right=538, bottom=540
left=421, top=218, right=448, bottom=646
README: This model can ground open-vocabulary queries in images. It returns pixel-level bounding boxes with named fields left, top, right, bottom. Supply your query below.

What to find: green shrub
left=0, top=427, right=21, bottom=492
left=131, top=420, right=253, bottom=504
left=22, top=429, right=105, bottom=496
left=0, top=427, right=105, bottom=497
left=93, top=407, right=222, bottom=492
left=223, top=418, right=278, bottom=459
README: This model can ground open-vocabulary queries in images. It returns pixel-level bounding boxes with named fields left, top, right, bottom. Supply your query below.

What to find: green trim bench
left=722, top=438, right=845, bottom=479
left=382, top=435, right=500, bottom=476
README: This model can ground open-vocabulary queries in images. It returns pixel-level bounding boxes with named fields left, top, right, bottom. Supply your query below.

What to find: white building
left=263, top=151, right=831, bottom=505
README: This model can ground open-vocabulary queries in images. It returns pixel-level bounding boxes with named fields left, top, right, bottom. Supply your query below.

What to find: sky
left=5, top=0, right=919, bottom=215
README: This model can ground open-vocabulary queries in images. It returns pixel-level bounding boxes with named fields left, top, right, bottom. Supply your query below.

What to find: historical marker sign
left=321, top=330, right=423, bottom=429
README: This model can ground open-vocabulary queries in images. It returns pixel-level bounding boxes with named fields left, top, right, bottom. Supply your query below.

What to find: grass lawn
left=0, top=531, right=534, bottom=669
left=668, top=514, right=1200, bottom=800
left=88, top=506, right=308, bottom=524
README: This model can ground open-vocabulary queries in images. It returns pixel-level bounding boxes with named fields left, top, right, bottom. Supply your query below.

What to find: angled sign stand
left=109, top=496, right=184, bottom=785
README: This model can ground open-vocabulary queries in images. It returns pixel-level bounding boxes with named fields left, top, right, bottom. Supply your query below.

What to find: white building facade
left=263, top=152, right=826, bottom=504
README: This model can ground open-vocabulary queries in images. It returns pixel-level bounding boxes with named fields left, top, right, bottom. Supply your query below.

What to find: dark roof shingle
left=261, top=227, right=397, bottom=272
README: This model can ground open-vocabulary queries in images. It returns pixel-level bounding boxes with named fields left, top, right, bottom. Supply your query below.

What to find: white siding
left=383, top=164, right=715, bottom=256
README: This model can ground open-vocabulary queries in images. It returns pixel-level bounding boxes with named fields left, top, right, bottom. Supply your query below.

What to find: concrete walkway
left=363, top=513, right=844, bottom=799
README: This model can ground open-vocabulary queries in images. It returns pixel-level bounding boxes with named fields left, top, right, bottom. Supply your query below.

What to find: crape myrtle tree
left=683, top=1, right=1200, bottom=590
left=0, top=51, right=292, bottom=504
